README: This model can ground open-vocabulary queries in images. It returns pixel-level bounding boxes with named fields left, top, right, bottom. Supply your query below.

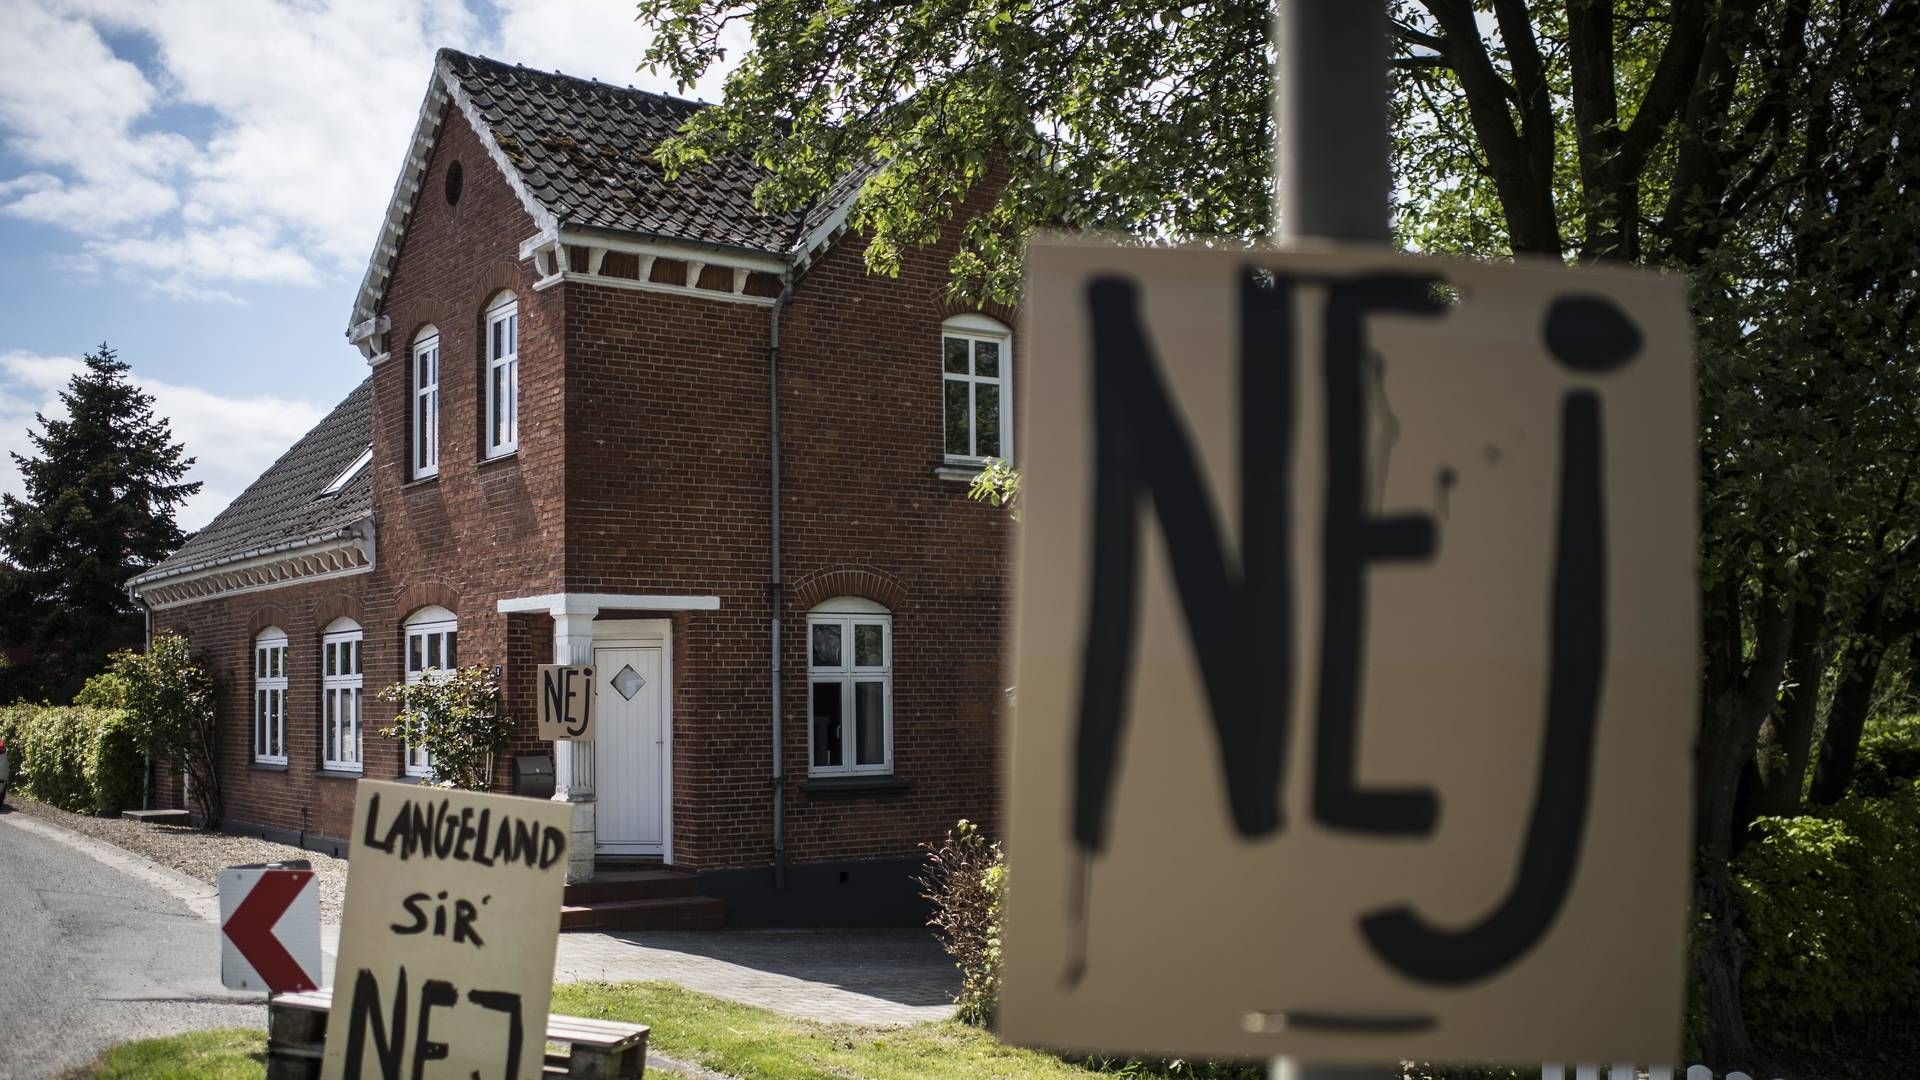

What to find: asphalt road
left=0, top=807, right=264, bottom=1079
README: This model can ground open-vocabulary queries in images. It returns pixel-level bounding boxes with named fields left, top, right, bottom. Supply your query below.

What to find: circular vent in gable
left=444, top=160, right=464, bottom=207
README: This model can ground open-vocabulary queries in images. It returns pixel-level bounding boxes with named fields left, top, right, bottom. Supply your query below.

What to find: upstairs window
left=321, top=618, right=364, bottom=772
left=402, top=606, right=457, bottom=777
left=254, top=628, right=289, bottom=765
left=807, top=597, right=892, bottom=777
left=485, top=294, right=519, bottom=458
left=942, top=314, right=1012, bottom=465
left=412, top=328, right=441, bottom=479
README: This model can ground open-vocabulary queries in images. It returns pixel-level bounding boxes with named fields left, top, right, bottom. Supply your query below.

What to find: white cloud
left=0, top=0, right=747, bottom=304
left=0, top=349, right=327, bottom=531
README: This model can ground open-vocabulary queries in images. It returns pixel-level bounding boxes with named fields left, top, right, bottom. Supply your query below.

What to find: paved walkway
left=554, top=928, right=960, bottom=1026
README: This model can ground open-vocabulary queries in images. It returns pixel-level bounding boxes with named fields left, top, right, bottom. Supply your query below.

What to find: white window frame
left=941, top=314, right=1013, bottom=465
left=412, top=328, right=441, bottom=479
left=321, top=618, right=364, bottom=773
left=806, top=597, right=893, bottom=777
left=484, top=293, right=519, bottom=458
left=402, top=606, right=458, bottom=778
left=253, top=628, right=289, bottom=765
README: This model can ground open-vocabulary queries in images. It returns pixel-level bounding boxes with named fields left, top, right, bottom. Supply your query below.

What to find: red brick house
left=128, top=49, right=1015, bottom=926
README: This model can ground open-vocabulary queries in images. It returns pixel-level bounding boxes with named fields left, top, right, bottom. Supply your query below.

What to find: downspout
left=769, top=272, right=795, bottom=890
left=131, top=584, right=153, bottom=811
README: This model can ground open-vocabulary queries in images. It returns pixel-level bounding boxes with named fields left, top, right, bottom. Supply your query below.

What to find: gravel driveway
left=6, top=794, right=348, bottom=921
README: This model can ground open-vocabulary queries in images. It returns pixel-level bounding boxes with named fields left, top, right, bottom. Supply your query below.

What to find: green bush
left=920, top=819, right=1004, bottom=1027
left=84, top=706, right=143, bottom=815
left=16, top=705, right=94, bottom=810
left=74, top=670, right=132, bottom=710
left=1848, top=712, right=1920, bottom=798
left=1735, top=781, right=1920, bottom=1039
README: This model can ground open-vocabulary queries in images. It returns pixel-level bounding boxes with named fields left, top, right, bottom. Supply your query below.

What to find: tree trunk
left=1693, top=852, right=1755, bottom=1069
left=1749, top=591, right=1827, bottom=820
left=1808, top=634, right=1892, bottom=804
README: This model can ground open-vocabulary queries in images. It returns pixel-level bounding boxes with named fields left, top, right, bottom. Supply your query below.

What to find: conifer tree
left=0, top=344, right=200, bottom=702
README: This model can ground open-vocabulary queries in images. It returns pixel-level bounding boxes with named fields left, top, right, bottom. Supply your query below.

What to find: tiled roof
left=442, top=49, right=857, bottom=256
left=135, top=379, right=372, bottom=584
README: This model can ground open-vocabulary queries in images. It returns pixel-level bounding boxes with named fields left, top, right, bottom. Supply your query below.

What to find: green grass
left=552, top=980, right=1106, bottom=1079
left=62, top=1028, right=267, bottom=1079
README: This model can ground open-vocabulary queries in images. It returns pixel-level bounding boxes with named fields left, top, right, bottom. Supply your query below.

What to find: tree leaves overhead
left=639, top=0, right=1274, bottom=302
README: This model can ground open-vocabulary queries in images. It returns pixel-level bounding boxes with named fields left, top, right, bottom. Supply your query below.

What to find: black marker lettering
left=1312, top=275, right=1449, bottom=836
left=343, top=966, right=406, bottom=1080
left=453, top=898, right=484, bottom=947
left=362, top=792, right=393, bottom=854
left=410, top=978, right=457, bottom=1080
left=1067, top=269, right=1296, bottom=982
left=391, top=893, right=429, bottom=935
left=468, top=988, right=525, bottom=1080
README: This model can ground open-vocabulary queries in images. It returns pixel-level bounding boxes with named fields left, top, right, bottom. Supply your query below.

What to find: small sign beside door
left=537, top=664, right=595, bottom=740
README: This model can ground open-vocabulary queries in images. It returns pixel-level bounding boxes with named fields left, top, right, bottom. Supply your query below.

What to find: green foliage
left=75, top=670, right=132, bottom=710
left=1848, top=713, right=1920, bottom=799
left=966, top=459, right=1021, bottom=519
left=1735, top=785, right=1920, bottom=1038
left=110, top=632, right=219, bottom=826
left=920, top=819, right=1005, bottom=1027
left=1400, top=1067, right=1539, bottom=1080
left=378, top=666, right=509, bottom=791
left=84, top=706, right=143, bottom=815
left=0, top=344, right=199, bottom=703
left=14, top=706, right=94, bottom=811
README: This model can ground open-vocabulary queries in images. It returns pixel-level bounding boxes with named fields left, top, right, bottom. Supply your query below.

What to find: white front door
left=593, top=642, right=667, bottom=857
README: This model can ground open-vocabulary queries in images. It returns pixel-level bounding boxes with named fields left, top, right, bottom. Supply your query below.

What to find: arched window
left=254, top=627, right=289, bottom=765
left=941, top=313, right=1012, bottom=464
left=401, top=605, right=458, bottom=777
left=321, top=617, right=364, bottom=772
left=412, top=325, right=441, bottom=478
left=807, top=596, right=892, bottom=776
left=484, top=292, right=519, bottom=458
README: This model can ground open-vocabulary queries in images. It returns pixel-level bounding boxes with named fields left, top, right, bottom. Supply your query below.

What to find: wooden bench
left=265, top=989, right=650, bottom=1079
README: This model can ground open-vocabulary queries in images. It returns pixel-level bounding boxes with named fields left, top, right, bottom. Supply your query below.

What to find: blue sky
left=0, top=0, right=744, bottom=529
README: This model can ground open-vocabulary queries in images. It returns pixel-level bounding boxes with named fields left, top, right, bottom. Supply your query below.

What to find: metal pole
left=1272, top=2, right=1398, bottom=1079
left=1274, top=0, right=1392, bottom=245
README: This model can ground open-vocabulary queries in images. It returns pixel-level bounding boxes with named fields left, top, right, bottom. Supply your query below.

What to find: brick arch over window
left=791, top=566, right=906, bottom=614
left=394, top=580, right=462, bottom=623
left=468, top=261, right=528, bottom=319
left=934, top=297, right=1019, bottom=328
left=311, top=594, right=367, bottom=631
left=245, top=602, right=296, bottom=638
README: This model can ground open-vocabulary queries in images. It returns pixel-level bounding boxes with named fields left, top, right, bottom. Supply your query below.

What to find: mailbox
left=512, top=753, right=555, bottom=800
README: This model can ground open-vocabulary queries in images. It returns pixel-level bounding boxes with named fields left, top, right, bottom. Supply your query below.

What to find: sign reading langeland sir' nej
left=322, top=781, right=572, bottom=1080
left=1002, top=241, right=1698, bottom=1066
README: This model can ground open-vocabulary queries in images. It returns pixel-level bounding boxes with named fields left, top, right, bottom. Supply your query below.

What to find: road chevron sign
left=220, top=866, right=322, bottom=994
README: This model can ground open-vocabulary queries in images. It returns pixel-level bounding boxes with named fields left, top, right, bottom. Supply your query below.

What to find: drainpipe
left=769, top=272, right=795, bottom=890
left=131, top=585, right=153, bottom=811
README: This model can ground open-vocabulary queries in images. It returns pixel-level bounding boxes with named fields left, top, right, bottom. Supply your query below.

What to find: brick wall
left=152, top=98, right=1014, bottom=874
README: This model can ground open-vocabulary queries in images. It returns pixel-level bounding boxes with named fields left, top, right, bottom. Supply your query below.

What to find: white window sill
left=935, top=465, right=982, bottom=483
left=251, top=759, right=289, bottom=772
left=477, top=448, right=519, bottom=467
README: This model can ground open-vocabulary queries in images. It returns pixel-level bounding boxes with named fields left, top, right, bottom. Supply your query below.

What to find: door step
left=560, top=895, right=725, bottom=932
left=560, top=866, right=723, bottom=931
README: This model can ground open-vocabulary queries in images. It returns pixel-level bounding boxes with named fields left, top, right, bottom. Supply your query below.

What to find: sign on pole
left=1002, top=240, right=1697, bottom=1066
left=220, top=865, right=322, bottom=994
left=537, top=663, right=596, bottom=740
left=321, top=780, right=573, bottom=1080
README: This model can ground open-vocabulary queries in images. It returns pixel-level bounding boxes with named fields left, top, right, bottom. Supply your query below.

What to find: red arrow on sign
left=222, top=869, right=317, bottom=993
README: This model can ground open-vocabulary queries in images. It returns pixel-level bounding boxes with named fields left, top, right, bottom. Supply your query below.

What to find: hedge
left=2, top=703, right=145, bottom=815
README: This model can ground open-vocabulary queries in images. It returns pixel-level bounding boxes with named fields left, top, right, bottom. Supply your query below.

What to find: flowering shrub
left=379, top=665, right=510, bottom=791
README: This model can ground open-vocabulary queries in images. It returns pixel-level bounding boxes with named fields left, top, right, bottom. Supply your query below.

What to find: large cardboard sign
left=322, top=781, right=572, bottom=1080
left=537, top=664, right=596, bottom=740
left=1002, top=241, right=1697, bottom=1065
